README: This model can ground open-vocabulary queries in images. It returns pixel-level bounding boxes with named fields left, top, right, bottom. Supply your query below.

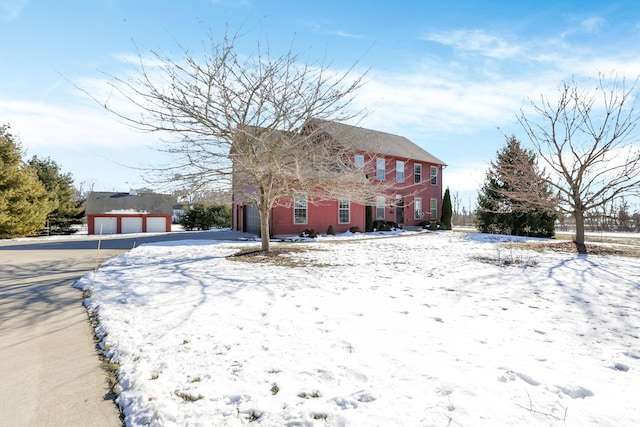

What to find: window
left=354, top=154, right=365, bottom=167
left=396, top=160, right=405, bottom=182
left=414, top=198, right=423, bottom=220
left=376, top=158, right=385, bottom=180
left=376, top=195, right=385, bottom=219
left=338, top=198, right=350, bottom=223
left=414, top=164, right=422, bottom=183
left=430, top=198, right=438, bottom=220
left=430, top=165, right=438, bottom=186
left=294, top=194, right=307, bottom=224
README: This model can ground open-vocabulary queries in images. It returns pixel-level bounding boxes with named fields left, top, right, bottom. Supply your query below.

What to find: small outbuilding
left=85, top=191, right=175, bottom=235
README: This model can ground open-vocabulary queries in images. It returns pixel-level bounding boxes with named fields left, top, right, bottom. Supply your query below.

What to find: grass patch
left=513, top=240, right=639, bottom=257
left=175, top=391, right=204, bottom=402
left=226, top=245, right=329, bottom=268
left=298, top=391, right=322, bottom=399
left=270, top=383, right=280, bottom=395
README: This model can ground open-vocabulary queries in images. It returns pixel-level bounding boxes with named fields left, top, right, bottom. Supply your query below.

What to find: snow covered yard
left=75, top=231, right=640, bottom=426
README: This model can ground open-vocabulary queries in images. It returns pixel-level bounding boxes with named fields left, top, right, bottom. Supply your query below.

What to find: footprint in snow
left=516, top=372, right=541, bottom=386
left=612, top=362, right=630, bottom=372
left=556, top=385, right=594, bottom=399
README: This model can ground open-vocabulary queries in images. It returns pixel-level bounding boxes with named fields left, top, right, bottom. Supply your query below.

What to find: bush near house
left=372, top=220, right=399, bottom=231
left=179, top=203, right=231, bottom=231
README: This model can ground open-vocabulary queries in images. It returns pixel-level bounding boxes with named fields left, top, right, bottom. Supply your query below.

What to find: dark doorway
left=396, top=196, right=404, bottom=225
left=244, top=204, right=261, bottom=236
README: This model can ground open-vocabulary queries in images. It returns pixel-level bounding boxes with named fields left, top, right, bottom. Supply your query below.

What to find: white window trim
left=354, top=154, right=365, bottom=168
left=376, top=158, right=385, bottom=181
left=396, top=160, right=405, bottom=182
left=430, top=165, right=438, bottom=186
left=293, top=193, right=308, bottom=224
left=430, top=197, right=438, bottom=220
left=375, top=195, right=385, bottom=220
left=414, top=197, right=423, bottom=220
left=414, top=163, right=422, bottom=183
left=338, top=198, right=350, bottom=224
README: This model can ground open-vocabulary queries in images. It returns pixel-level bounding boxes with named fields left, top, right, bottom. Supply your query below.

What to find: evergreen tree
left=440, top=187, right=453, bottom=230
left=179, top=203, right=231, bottom=230
left=27, top=156, right=83, bottom=234
left=0, top=125, right=54, bottom=238
left=476, top=136, right=557, bottom=237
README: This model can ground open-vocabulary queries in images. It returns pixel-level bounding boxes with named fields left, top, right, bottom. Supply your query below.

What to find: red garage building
left=85, top=191, right=175, bottom=235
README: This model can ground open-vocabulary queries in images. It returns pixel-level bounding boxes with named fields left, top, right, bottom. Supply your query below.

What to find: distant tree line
left=0, top=124, right=83, bottom=239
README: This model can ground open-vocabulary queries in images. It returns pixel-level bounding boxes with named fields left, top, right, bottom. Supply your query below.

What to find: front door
left=396, top=195, right=404, bottom=225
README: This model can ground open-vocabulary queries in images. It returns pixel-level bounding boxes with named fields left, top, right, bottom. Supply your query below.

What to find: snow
left=74, top=231, right=640, bottom=426
left=104, top=209, right=151, bottom=214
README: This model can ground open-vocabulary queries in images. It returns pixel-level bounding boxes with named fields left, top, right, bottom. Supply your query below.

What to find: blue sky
left=2, top=0, right=640, bottom=207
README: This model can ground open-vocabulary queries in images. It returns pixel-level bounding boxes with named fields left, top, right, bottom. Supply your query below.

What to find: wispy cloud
left=423, top=29, right=522, bottom=60
left=580, top=16, right=606, bottom=33
left=325, top=29, right=368, bottom=39
left=0, top=0, right=27, bottom=20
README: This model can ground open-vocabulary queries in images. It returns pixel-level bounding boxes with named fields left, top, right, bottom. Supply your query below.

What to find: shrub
left=299, top=229, right=318, bottom=238
left=349, top=226, right=361, bottom=233
left=372, top=220, right=399, bottom=231
left=372, top=220, right=390, bottom=231
left=428, top=221, right=440, bottom=231
left=327, top=225, right=335, bottom=235
left=179, top=203, right=231, bottom=231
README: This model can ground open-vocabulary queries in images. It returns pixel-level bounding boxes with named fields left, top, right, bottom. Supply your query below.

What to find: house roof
left=309, top=119, right=447, bottom=166
left=85, top=192, right=176, bottom=215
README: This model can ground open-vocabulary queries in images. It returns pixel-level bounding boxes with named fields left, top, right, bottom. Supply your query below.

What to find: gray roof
left=310, top=119, right=447, bottom=166
left=85, top=192, right=176, bottom=215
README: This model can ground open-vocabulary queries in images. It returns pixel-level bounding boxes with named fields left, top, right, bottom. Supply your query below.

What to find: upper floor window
left=376, top=158, right=385, bottom=180
left=354, top=154, right=365, bottom=168
left=414, top=164, right=422, bottom=183
left=294, top=193, right=308, bottom=224
left=338, top=198, right=350, bottom=223
left=396, top=160, right=405, bottom=182
left=430, top=165, right=438, bottom=186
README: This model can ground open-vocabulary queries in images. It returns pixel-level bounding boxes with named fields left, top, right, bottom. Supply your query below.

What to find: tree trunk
left=259, top=206, right=271, bottom=253
left=574, top=209, right=587, bottom=254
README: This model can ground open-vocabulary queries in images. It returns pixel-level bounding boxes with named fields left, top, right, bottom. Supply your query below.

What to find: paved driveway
left=0, top=229, right=253, bottom=427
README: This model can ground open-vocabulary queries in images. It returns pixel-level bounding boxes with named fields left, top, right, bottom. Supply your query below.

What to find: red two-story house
left=232, top=120, right=446, bottom=237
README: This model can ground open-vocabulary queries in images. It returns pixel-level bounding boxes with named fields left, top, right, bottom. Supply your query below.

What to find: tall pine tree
left=476, top=136, right=557, bottom=237
left=440, top=187, right=452, bottom=230
left=28, top=156, right=83, bottom=234
left=0, top=125, right=54, bottom=238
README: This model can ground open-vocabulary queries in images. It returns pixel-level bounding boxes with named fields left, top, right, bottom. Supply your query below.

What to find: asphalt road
left=0, top=229, right=252, bottom=427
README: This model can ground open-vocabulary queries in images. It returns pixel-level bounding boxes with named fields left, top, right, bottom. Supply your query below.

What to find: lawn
left=75, top=230, right=640, bottom=426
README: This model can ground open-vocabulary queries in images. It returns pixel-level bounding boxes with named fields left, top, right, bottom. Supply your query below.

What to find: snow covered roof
left=85, top=192, right=175, bottom=215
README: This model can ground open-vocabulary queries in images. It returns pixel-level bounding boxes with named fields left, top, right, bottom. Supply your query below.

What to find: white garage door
left=121, top=217, right=143, bottom=234
left=94, top=217, right=117, bottom=234
left=146, top=217, right=167, bottom=233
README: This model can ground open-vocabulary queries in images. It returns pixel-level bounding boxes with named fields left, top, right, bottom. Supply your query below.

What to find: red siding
left=231, top=154, right=444, bottom=237
left=87, top=214, right=172, bottom=235
left=271, top=199, right=366, bottom=236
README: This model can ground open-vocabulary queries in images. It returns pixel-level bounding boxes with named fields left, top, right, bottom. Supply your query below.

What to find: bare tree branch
left=80, top=29, right=394, bottom=251
left=518, top=74, right=640, bottom=253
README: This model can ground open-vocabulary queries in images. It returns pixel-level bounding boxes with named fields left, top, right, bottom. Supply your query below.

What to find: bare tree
left=85, top=31, right=392, bottom=251
left=518, top=75, right=640, bottom=253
